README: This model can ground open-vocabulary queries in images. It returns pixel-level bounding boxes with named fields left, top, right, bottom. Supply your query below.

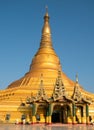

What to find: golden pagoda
left=0, top=10, right=94, bottom=124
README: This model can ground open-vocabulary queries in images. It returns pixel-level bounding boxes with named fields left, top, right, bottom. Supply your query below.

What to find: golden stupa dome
left=7, top=10, right=74, bottom=95
left=29, top=11, right=61, bottom=73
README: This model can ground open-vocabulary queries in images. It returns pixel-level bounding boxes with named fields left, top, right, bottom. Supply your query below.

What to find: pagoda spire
left=40, top=7, right=53, bottom=48
left=76, top=73, right=78, bottom=83
left=29, top=9, right=61, bottom=72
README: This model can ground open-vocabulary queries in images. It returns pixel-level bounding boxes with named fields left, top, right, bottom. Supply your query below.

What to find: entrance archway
left=52, top=110, right=60, bottom=123
left=52, top=104, right=71, bottom=123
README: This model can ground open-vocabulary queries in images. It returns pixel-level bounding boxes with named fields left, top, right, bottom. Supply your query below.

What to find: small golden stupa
left=0, top=10, right=94, bottom=124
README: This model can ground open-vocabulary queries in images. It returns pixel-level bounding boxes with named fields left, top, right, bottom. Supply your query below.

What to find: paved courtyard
left=0, top=124, right=94, bottom=130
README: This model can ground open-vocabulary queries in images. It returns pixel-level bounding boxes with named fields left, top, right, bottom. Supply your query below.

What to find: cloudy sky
left=0, top=0, right=94, bottom=93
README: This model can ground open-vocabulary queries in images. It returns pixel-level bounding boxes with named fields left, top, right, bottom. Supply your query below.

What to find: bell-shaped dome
left=29, top=11, right=61, bottom=72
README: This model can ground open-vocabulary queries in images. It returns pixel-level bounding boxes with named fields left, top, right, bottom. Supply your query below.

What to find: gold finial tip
left=45, top=6, right=49, bottom=17
left=45, top=6, right=48, bottom=13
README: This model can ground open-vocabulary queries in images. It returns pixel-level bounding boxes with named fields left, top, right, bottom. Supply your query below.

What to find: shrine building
left=0, top=10, right=94, bottom=124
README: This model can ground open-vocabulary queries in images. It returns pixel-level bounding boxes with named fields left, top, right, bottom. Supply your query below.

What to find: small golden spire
left=44, top=6, right=49, bottom=20
left=45, top=6, right=49, bottom=17
left=76, top=73, right=78, bottom=83
left=40, top=7, right=52, bottom=48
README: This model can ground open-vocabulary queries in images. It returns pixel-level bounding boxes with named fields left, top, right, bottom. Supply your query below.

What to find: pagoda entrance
left=52, top=110, right=60, bottom=123
left=52, top=104, right=70, bottom=124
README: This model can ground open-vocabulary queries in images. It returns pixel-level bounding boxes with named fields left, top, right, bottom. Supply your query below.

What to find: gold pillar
left=67, top=117, right=72, bottom=124
left=40, top=113, right=45, bottom=123
left=86, top=104, right=89, bottom=124
left=72, top=104, right=76, bottom=124
left=46, top=116, right=49, bottom=124
left=48, top=116, right=52, bottom=124
left=67, top=106, right=72, bottom=124
left=32, top=116, right=36, bottom=124
left=32, top=103, right=37, bottom=124
left=48, top=104, right=52, bottom=124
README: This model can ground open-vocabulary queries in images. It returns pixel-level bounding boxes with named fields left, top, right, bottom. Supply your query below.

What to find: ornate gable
left=52, top=71, right=66, bottom=101
left=72, top=75, right=91, bottom=104
left=73, top=81, right=82, bottom=102
left=35, top=79, right=48, bottom=102
left=52, top=71, right=73, bottom=102
left=26, top=74, right=49, bottom=103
